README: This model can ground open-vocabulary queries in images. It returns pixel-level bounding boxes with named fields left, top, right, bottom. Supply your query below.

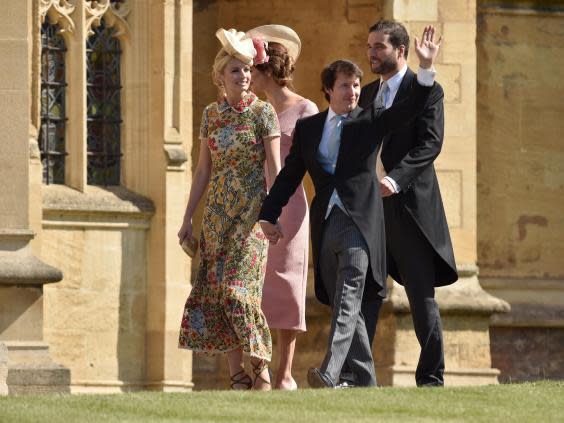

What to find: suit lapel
left=363, top=80, right=381, bottom=107
left=380, top=68, right=415, bottom=156
left=391, top=67, right=415, bottom=105
left=336, top=106, right=363, bottom=164
left=310, top=110, right=329, bottom=173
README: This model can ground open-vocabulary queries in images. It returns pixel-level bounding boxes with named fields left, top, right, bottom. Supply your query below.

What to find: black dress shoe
left=307, top=368, right=334, bottom=388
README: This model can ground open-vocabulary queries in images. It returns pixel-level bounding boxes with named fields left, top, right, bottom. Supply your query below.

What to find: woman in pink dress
left=247, top=25, right=319, bottom=390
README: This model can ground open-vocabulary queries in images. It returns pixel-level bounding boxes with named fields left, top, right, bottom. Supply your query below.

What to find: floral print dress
left=179, top=93, right=280, bottom=360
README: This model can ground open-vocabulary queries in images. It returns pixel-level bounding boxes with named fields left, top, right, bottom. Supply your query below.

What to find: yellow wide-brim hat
left=245, top=24, right=301, bottom=62
left=216, top=28, right=256, bottom=65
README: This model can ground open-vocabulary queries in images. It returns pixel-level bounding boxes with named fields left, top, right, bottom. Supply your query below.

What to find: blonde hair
left=212, top=48, right=232, bottom=89
left=212, top=48, right=253, bottom=101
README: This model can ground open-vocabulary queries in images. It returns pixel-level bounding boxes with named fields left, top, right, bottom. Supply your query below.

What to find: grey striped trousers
left=319, top=207, right=376, bottom=386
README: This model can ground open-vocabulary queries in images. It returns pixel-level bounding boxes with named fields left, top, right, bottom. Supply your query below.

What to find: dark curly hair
left=254, top=41, right=295, bottom=88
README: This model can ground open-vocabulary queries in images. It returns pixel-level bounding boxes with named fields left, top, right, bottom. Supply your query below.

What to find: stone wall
left=477, top=0, right=564, bottom=381
left=36, top=0, right=194, bottom=392
left=42, top=186, right=154, bottom=392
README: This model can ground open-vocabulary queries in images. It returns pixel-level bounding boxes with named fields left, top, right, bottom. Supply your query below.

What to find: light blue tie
left=324, top=114, right=345, bottom=174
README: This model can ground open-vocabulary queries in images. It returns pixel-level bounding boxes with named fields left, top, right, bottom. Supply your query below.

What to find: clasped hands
left=260, top=221, right=284, bottom=245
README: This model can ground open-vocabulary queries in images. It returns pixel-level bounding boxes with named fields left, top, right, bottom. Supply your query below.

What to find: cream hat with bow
left=215, top=28, right=256, bottom=65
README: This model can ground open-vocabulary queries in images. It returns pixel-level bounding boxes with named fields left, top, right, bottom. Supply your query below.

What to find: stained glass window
left=86, top=19, right=122, bottom=186
left=39, top=21, right=67, bottom=184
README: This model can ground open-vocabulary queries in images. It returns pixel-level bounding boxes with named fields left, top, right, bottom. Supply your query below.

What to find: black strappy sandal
left=251, top=360, right=271, bottom=390
left=230, top=369, right=252, bottom=390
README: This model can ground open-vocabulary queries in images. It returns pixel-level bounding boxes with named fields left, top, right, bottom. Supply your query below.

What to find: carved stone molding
left=105, top=1, right=131, bottom=40
left=39, top=0, right=75, bottom=35
left=0, top=229, right=62, bottom=286
left=85, top=0, right=131, bottom=40
left=164, top=145, right=188, bottom=170
left=85, top=0, right=109, bottom=36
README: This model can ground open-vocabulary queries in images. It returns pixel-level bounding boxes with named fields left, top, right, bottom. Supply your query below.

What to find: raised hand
left=414, top=25, right=442, bottom=69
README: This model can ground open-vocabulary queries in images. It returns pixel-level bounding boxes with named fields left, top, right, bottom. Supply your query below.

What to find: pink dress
left=262, top=98, right=319, bottom=332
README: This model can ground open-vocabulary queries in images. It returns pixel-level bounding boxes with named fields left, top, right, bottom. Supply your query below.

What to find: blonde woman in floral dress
left=178, top=28, right=281, bottom=391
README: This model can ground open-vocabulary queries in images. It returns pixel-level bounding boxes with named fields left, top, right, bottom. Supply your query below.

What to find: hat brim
left=245, top=25, right=301, bottom=62
left=216, top=28, right=255, bottom=65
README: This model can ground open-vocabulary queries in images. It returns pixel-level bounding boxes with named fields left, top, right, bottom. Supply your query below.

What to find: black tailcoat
left=358, top=68, right=458, bottom=286
left=260, top=81, right=433, bottom=305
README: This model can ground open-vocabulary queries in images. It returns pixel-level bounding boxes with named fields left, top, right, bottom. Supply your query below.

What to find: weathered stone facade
left=476, top=0, right=564, bottom=382
left=0, top=0, right=561, bottom=393
left=1, top=0, right=194, bottom=394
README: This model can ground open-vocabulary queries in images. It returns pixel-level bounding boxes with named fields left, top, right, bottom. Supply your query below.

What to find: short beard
left=371, top=56, right=398, bottom=75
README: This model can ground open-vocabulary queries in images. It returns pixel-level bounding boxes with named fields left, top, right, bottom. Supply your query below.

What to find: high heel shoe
left=251, top=359, right=271, bottom=390
left=230, top=369, right=252, bottom=390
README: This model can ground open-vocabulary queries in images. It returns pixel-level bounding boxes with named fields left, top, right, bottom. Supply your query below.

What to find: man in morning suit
left=259, top=27, right=442, bottom=388
left=357, top=20, right=459, bottom=387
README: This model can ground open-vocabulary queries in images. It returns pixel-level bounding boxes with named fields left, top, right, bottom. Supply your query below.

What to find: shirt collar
left=382, top=64, right=408, bottom=94
left=217, top=92, right=257, bottom=114
left=326, top=107, right=348, bottom=123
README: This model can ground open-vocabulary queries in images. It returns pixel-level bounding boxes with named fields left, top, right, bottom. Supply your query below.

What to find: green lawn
left=1, top=382, right=563, bottom=423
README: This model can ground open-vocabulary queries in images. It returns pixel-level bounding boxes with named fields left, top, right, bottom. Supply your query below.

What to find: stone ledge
left=380, top=365, right=500, bottom=387
left=481, top=277, right=564, bottom=291
left=388, top=273, right=510, bottom=315
left=490, top=304, right=564, bottom=328
left=145, top=380, right=194, bottom=392
left=69, top=379, right=194, bottom=393
left=7, top=364, right=70, bottom=385
left=1, top=342, right=70, bottom=395
left=0, top=253, right=62, bottom=285
left=42, top=185, right=155, bottom=216
left=482, top=278, right=564, bottom=327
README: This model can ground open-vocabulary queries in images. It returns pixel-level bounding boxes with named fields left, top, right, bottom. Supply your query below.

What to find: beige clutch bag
left=181, top=236, right=198, bottom=258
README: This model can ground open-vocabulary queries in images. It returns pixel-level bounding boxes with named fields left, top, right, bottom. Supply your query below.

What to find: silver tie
left=375, top=81, right=389, bottom=181
left=373, top=80, right=388, bottom=109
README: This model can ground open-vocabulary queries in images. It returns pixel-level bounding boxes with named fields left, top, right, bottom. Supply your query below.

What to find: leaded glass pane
left=86, top=19, right=122, bottom=186
left=39, top=21, right=67, bottom=184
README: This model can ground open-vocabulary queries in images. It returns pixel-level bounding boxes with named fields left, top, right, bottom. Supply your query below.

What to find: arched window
left=86, top=18, right=122, bottom=186
left=39, top=21, right=67, bottom=185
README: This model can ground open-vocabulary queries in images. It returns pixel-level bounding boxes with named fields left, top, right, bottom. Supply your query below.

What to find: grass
left=0, top=381, right=563, bottom=423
